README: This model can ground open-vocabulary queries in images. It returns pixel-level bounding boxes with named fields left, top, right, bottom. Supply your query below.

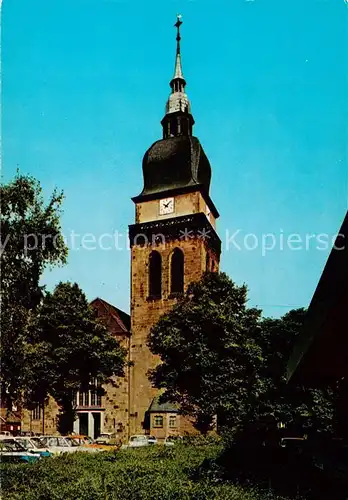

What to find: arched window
left=171, top=248, right=184, bottom=294
left=149, top=251, right=162, bottom=298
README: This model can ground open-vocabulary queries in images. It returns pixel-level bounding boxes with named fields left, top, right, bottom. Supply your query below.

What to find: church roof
left=139, top=135, right=211, bottom=198
left=287, top=211, right=348, bottom=385
left=90, top=297, right=130, bottom=335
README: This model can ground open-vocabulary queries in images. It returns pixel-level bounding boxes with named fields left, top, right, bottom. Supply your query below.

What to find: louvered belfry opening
left=149, top=251, right=162, bottom=298
left=171, top=248, right=184, bottom=294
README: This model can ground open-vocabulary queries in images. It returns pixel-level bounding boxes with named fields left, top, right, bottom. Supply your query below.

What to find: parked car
left=39, top=435, right=81, bottom=455
left=164, top=435, right=183, bottom=447
left=68, top=435, right=94, bottom=446
left=89, top=432, right=121, bottom=451
left=14, top=437, right=51, bottom=458
left=94, top=433, right=119, bottom=445
left=122, top=435, right=149, bottom=449
left=146, top=435, right=158, bottom=445
left=64, top=436, right=101, bottom=453
left=0, top=438, right=41, bottom=463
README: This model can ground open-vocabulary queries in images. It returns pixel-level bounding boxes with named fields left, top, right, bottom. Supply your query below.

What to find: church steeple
left=161, top=15, right=195, bottom=139
left=171, top=15, right=185, bottom=84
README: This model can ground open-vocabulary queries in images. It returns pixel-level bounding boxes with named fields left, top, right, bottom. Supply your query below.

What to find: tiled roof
left=90, top=298, right=130, bottom=335
left=148, top=396, right=179, bottom=413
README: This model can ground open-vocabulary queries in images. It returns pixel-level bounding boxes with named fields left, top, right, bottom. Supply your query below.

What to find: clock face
left=159, top=197, right=174, bottom=215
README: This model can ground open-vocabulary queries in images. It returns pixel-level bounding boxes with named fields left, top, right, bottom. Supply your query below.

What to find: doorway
left=93, top=413, right=101, bottom=439
left=79, top=413, right=88, bottom=436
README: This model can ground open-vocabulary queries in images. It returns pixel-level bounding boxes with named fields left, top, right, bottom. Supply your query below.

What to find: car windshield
left=130, top=436, right=145, bottom=441
left=0, top=440, right=26, bottom=452
left=31, top=438, right=45, bottom=449
left=65, top=437, right=79, bottom=447
left=42, top=437, right=71, bottom=447
left=16, top=438, right=33, bottom=449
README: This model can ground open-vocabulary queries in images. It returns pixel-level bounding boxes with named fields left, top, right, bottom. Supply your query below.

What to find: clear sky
left=2, top=0, right=347, bottom=317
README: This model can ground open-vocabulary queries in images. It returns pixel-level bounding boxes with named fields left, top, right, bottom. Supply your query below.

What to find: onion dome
left=136, top=16, right=212, bottom=200
left=140, top=135, right=211, bottom=196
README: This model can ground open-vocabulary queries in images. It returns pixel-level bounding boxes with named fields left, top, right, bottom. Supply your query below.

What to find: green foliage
left=24, top=282, right=127, bottom=433
left=148, top=271, right=335, bottom=437
left=0, top=173, right=67, bottom=404
left=0, top=445, right=292, bottom=500
left=255, top=309, right=335, bottom=434
left=148, top=272, right=263, bottom=432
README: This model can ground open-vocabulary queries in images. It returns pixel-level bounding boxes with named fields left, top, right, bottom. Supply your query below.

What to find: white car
left=39, top=435, right=81, bottom=455
left=64, top=436, right=101, bottom=453
left=0, top=437, right=41, bottom=463
left=14, top=437, right=52, bottom=458
left=122, top=435, right=149, bottom=449
left=146, top=435, right=158, bottom=445
left=164, top=435, right=183, bottom=447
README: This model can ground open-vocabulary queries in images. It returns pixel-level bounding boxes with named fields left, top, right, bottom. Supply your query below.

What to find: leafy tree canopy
left=0, top=174, right=67, bottom=403
left=147, top=272, right=263, bottom=433
left=148, top=273, right=335, bottom=436
left=256, top=309, right=335, bottom=435
left=25, top=282, right=127, bottom=433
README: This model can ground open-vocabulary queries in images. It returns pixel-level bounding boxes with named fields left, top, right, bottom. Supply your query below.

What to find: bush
left=0, top=445, right=292, bottom=500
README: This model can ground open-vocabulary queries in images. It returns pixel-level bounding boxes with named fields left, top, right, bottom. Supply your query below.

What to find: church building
left=128, top=16, right=221, bottom=437
left=15, top=18, right=221, bottom=441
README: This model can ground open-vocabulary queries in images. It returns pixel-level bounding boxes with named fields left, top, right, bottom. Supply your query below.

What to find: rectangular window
left=72, top=391, right=77, bottom=407
left=153, top=415, right=163, bottom=428
left=32, top=404, right=41, bottom=420
left=79, top=392, right=89, bottom=407
left=169, top=415, right=177, bottom=428
left=84, top=392, right=89, bottom=406
left=91, top=391, right=96, bottom=406
left=90, top=390, right=101, bottom=407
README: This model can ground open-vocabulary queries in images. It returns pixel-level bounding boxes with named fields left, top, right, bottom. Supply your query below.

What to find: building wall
left=135, top=191, right=216, bottom=229
left=21, top=300, right=131, bottom=440
left=149, top=413, right=200, bottom=441
left=129, top=190, right=220, bottom=436
left=22, top=398, right=59, bottom=435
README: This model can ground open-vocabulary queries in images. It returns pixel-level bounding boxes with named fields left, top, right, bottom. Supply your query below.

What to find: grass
left=0, top=444, right=292, bottom=500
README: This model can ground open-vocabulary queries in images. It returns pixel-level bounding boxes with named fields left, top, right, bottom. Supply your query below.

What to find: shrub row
left=1, top=445, right=291, bottom=500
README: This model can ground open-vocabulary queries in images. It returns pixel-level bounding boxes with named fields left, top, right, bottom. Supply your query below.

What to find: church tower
left=128, top=17, right=221, bottom=437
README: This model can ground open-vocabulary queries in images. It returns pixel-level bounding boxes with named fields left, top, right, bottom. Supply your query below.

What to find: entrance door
left=79, top=413, right=88, bottom=436
left=93, top=413, right=101, bottom=439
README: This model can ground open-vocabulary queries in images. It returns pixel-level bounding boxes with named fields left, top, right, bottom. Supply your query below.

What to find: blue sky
left=3, top=0, right=347, bottom=317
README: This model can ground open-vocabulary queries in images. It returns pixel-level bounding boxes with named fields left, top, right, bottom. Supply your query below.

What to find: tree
left=147, top=272, right=263, bottom=433
left=24, top=282, right=127, bottom=434
left=256, top=309, right=335, bottom=435
left=0, top=174, right=67, bottom=406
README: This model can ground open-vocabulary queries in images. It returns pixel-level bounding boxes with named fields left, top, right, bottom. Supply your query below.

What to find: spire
left=161, top=15, right=194, bottom=139
left=172, top=15, right=185, bottom=82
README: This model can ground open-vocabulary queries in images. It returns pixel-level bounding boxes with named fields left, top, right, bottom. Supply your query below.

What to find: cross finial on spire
left=175, top=14, right=183, bottom=47
left=172, top=14, right=184, bottom=81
